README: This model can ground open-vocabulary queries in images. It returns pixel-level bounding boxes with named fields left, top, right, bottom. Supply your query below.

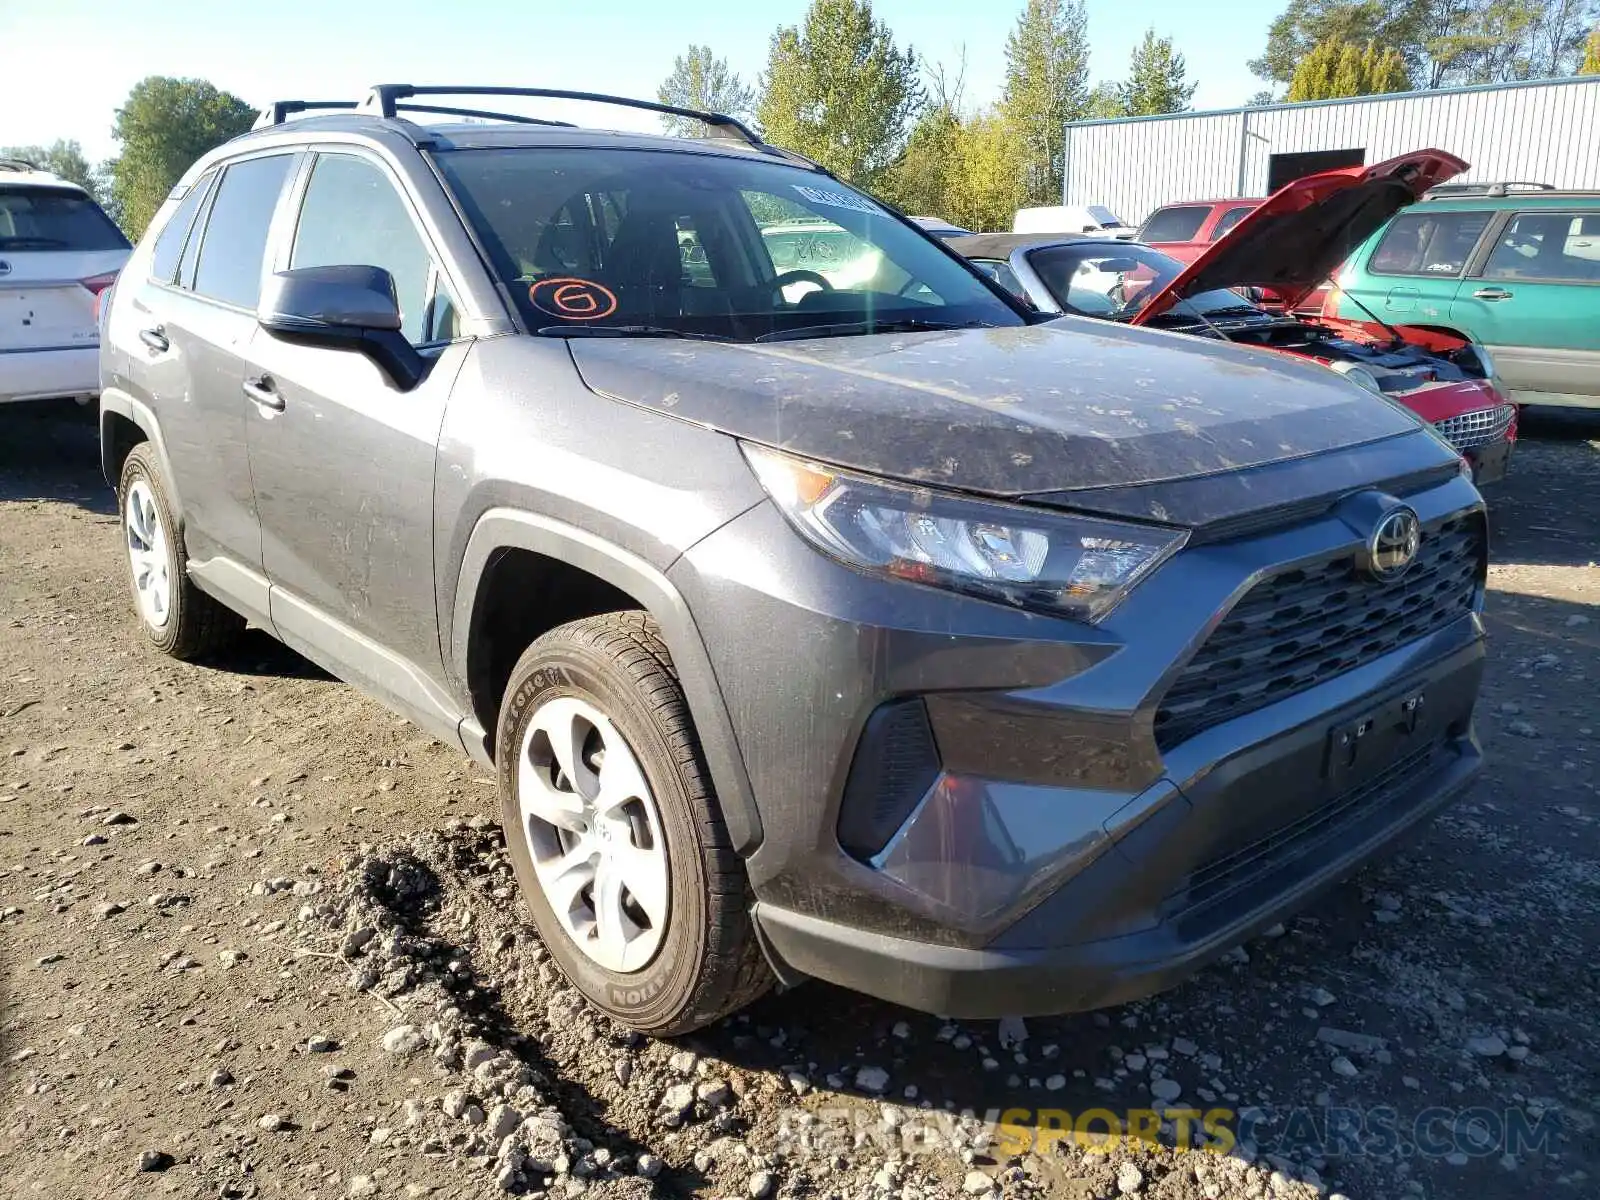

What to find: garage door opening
left=1268, top=148, right=1366, bottom=191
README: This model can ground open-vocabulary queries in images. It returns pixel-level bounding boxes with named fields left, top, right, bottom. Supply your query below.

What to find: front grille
left=1164, top=740, right=1446, bottom=915
left=1154, top=513, right=1483, bottom=750
left=1434, top=403, right=1515, bottom=452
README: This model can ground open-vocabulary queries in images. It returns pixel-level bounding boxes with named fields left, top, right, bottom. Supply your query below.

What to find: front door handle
left=139, top=326, right=169, bottom=352
left=242, top=375, right=285, bottom=412
left=1473, top=287, right=1514, bottom=300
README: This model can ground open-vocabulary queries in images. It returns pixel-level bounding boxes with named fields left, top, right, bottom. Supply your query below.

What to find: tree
left=1255, top=0, right=1597, bottom=90
left=1252, top=1, right=1406, bottom=85
left=947, top=111, right=1030, bottom=232
left=657, top=45, right=755, bottom=136
left=756, top=0, right=923, bottom=190
left=1584, top=27, right=1600, bottom=70
left=882, top=52, right=969, bottom=217
left=1120, top=29, right=1199, bottom=115
left=1247, top=89, right=1281, bottom=105
left=1288, top=37, right=1410, bottom=98
left=111, top=77, right=255, bottom=239
left=0, top=139, right=96, bottom=192
left=1000, top=0, right=1091, bottom=206
left=1086, top=81, right=1131, bottom=118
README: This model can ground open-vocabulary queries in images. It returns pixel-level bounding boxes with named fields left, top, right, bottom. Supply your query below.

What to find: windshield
left=1025, top=242, right=1258, bottom=322
left=435, top=147, right=1024, bottom=342
left=1086, top=205, right=1124, bottom=229
left=0, top=186, right=128, bottom=252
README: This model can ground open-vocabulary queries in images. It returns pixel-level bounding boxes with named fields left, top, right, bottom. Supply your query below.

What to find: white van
left=1012, top=204, right=1137, bottom=239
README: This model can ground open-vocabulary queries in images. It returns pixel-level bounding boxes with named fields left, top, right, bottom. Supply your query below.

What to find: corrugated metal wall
left=1064, top=77, right=1600, bottom=226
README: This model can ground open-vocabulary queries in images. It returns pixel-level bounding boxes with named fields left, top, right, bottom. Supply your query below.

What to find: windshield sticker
left=792, top=185, right=881, bottom=215
left=529, top=277, right=618, bottom=320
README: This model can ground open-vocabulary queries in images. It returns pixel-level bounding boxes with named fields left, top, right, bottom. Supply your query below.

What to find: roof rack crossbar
left=393, top=101, right=576, bottom=128
left=362, top=84, right=766, bottom=148
left=253, top=100, right=361, bottom=130
left=1426, top=180, right=1557, bottom=197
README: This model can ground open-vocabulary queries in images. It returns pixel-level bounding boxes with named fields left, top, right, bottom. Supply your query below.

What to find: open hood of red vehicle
left=1131, top=149, right=1469, bottom=325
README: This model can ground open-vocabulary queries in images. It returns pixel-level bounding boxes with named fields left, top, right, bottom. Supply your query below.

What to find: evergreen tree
left=1120, top=29, right=1199, bottom=115
left=1000, top=0, right=1091, bottom=205
left=756, top=0, right=922, bottom=189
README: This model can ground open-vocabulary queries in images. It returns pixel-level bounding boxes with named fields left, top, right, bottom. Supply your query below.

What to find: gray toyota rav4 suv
left=99, top=86, right=1488, bottom=1036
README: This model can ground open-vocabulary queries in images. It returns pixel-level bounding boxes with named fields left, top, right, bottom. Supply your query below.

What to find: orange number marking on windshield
left=529, top=277, right=619, bottom=320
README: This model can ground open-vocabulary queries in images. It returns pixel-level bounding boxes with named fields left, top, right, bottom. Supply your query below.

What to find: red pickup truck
left=1137, top=198, right=1261, bottom=264
left=1140, top=197, right=1337, bottom=313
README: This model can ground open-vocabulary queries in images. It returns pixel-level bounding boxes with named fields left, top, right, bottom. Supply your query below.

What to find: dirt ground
left=2, top=401, right=1597, bottom=1200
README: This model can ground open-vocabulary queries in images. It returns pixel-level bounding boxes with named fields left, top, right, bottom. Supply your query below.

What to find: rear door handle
left=242, top=375, right=285, bottom=412
left=1473, top=287, right=1513, bottom=300
left=139, top=327, right=169, bottom=352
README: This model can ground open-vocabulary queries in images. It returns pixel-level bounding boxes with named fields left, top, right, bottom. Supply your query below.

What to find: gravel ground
left=2, top=402, right=1597, bottom=1200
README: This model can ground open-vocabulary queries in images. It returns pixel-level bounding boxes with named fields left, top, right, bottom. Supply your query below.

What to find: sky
left=0, top=0, right=1281, bottom=163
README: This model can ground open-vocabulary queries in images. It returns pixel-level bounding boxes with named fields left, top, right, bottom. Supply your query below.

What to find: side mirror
left=258, top=264, right=426, bottom=391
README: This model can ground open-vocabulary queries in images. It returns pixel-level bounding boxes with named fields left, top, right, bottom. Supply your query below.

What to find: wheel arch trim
left=451, top=508, right=764, bottom=855
left=99, top=390, right=179, bottom=511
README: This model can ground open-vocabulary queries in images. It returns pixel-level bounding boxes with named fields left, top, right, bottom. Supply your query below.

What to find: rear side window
left=1212, top=205, right=1256, bottom=239
left=149, top=172, right=216, bottom=284
left=1482, top=212, right=1600, bottom=283
left=1139, top=205, right=1208, bottom=243
left=0, top=185, right=128, bottom=251
left=191, top=154, right=293, bottom=309
left=1367, top=211, right=1491, bottom=276
left=290, top=153, right=439, bottom=344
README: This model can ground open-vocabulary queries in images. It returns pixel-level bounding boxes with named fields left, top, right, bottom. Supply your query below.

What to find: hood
left=564, top=322, right=1424, bottom=501
left=1133, top=149, right=1468, bottom=325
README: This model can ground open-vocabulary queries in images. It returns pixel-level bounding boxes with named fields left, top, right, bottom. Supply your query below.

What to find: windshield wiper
left=755, top=318, right=992, bottom=343
left=536, top=324, right=734, bottom=343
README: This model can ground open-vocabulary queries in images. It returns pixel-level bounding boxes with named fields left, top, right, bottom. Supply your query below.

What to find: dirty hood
left=1133, top=149, right=1469, bottom=324
left=567, top=321, right=1424, bottom=499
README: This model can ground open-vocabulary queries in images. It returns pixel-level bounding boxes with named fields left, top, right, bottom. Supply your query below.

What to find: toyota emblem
left=1365, top=506, right=1422, bottom=582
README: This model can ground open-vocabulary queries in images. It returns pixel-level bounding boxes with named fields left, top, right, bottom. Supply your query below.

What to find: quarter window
left=191, top=154, right=294, bottom=309
left=1482, top=212, right=1600, bottom=283
left=148, top=171, right=216, bottom=284
left=1367, top=211, right=1490, bottom=277
left=290, top=153, right=446, bottom=344
left=1212, top=205, right=1256, bottom=238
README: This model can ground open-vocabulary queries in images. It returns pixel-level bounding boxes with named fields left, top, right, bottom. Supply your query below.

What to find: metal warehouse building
left=1064, top=75, right=1600, bottom=225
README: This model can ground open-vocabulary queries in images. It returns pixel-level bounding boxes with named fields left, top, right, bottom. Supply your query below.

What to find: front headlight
left=1328, top=361, right=1383, bottom=394
left=743, top=444, right=1188, bottom=622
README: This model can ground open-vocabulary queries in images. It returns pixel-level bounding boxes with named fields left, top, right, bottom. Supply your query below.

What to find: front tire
left=497, top=612, right=772, bottom=1035
left=118, top=444, right=244, bottom=659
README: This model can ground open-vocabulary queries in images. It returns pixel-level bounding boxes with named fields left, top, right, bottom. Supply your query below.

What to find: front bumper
left=0, top=345, right=99, bottom=404
left=670, top=466, right=1487, bottom=1016
left=1467, top=435, right=1513, bottom=486
left=755, top=640, right=1482, bottom=1017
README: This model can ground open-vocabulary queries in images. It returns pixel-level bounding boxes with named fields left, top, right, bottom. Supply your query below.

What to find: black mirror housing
left=258, top=264, right=426, bottom=391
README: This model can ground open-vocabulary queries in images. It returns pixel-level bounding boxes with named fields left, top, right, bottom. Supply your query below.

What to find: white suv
left=1, top=159, right=129, bottom=405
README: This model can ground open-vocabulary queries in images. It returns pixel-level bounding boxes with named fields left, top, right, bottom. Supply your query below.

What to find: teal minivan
left=1331, top=184, right=1600, bottom=410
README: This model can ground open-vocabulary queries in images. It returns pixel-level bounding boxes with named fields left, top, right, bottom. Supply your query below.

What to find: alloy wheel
left=517, top=695, right=670, bottom=973
left=124, top=480, right=171, bottom=630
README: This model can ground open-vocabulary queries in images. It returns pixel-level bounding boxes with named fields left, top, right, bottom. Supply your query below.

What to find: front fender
left=450, top=508, right=764, bottom=855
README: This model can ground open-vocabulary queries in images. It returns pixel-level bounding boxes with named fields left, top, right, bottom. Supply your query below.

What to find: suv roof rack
left=248, top=84, right=832, bottom=174
left=1425, top=181, right=1556, bottom=198
left=358, top=84, right=767, bottom=148
left=251, top=100, right=361, bottom=130
left=0, top=157, right=41, bottom=173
